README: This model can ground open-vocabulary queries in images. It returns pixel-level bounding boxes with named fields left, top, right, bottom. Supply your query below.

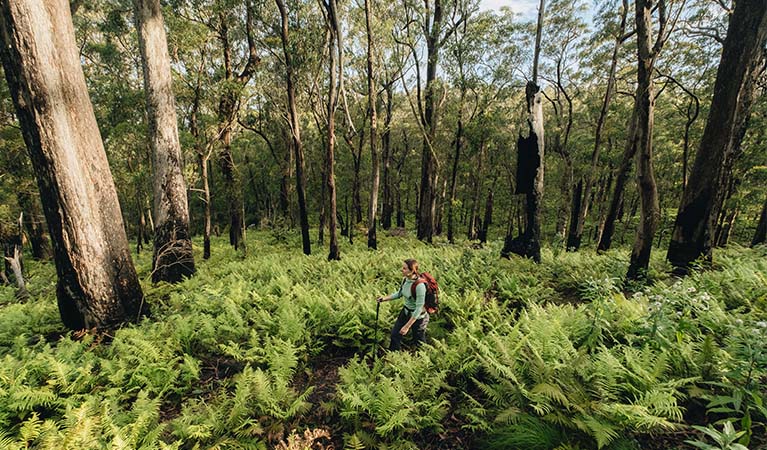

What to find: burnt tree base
left=152, top=219, right=196, bottom=284
left=501, top=232, right=541, bottom=263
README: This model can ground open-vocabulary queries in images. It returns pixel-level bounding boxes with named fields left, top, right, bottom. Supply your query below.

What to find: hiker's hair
left=404, top=259, right=419, bottom=275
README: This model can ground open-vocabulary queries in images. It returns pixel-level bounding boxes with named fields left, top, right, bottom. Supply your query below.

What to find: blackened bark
left=667, top=0, right=767, bottom=273
left=0, top=0, right=146, bottom=328
left=502, top=81, right=544, bottom=262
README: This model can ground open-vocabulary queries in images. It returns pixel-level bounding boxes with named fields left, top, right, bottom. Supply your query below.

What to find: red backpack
left=411, top=272, right=439, bottom=314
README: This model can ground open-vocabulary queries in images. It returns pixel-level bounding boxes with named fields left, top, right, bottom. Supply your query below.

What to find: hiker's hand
left=376, top=296, right=385, bottom=303
left=399, top=326, right=410, bottom=335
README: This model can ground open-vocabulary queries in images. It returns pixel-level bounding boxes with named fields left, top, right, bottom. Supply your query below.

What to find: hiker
left=376, top=258, right=429, bottom=350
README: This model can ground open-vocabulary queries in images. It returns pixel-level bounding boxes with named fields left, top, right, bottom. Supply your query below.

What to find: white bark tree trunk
left=0, top=0, right=146, bottom=329
left=134, top=0, right=195, bottom=283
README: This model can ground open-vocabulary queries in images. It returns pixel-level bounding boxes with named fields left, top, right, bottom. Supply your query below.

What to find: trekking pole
left=371, top=301, right=380, bottom=360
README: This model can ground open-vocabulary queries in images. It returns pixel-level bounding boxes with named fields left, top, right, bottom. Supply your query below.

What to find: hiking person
left=376, top=258, right=429, bottom=350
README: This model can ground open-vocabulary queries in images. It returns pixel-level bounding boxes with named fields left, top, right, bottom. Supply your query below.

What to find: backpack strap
left=410, top=277, right=426, bottom=298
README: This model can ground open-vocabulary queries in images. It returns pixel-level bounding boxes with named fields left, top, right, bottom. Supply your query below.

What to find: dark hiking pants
left=389, top=307, right=429, bottom=351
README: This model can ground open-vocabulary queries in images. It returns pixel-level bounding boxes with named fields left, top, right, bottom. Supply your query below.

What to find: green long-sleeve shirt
left=390, top=277, right=427, bottom=319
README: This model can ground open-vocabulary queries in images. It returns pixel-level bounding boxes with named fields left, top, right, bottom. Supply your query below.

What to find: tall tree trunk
left=0, top=0, right=146, bottom=329
left=667, top=0, right=767, bottom=273
left=365, top=0, right=379, bottom=249
left=567, top=0, right=628, bottom=250
left=751, top=195, right=767, bottom=247
left=190, top=72, right=211, bottom=260
left=416, top=0, right=445, bottom=243
left=276, top=0, right=311, bottom=255
left=318, top=0, right=341, bottom=260
left=555, top=149, right=573, bottom=240
left=626, top=0, right=660, bottom=281
left=216, top=19, right=246, bottom=253
left=134, top=0, right=195, bottom=283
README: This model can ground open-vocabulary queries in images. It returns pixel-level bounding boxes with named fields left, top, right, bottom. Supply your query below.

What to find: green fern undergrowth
left=0, top=231, right=765, bottom=449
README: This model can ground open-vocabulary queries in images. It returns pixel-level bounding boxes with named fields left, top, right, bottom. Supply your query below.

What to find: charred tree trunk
left=216, top=20, right=245, bottom=253
left=0, top=0, right=146, bottom=328
left=668, top=0, right=767, bottom=273
left=502, top=81, right=545, bottom=262
left=134, top=0, right=195, bottom=283
left=502, top=0, right=545, bottom=262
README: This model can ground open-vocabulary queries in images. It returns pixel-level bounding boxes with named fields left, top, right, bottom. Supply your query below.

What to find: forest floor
left=0, top=231, right=766, bottom=449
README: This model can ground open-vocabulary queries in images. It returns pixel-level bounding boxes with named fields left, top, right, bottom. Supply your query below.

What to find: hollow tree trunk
left=134, top=0, right=195, bottom=283
left=0, top=0, right=146, bottom=329
left=667, top=0, right=767, bottom=273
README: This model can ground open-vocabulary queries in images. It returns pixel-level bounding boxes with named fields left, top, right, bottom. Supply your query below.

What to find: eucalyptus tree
left=306, top=0, right=345, bottom=259
left=396, top=0, right=473, bottom=243
left=275, top=0, right=312, bottom=255
left=567, top=0, right=630, bottom=250
left=170, top=0, right=260, bottom=253
left=625, top=0, right=687, bottom=280
left=538, top=0, right=588, bottom=242
left=134, top=0, right=195, bottom=282
left=0, top=0, right=146, bottom=328
left=668, top=0, right=767, bottom=273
